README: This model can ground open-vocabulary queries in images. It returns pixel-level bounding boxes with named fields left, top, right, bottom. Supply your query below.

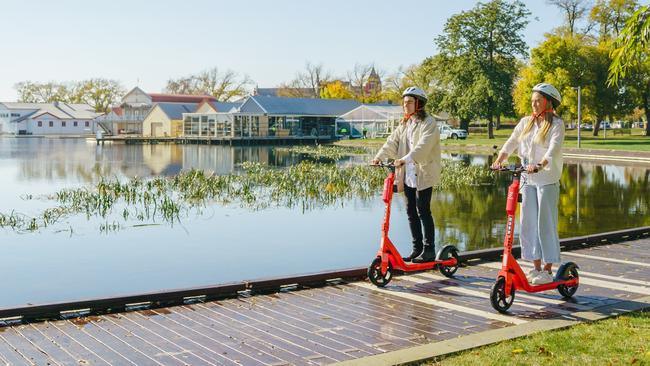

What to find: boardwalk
left=0, top=237, right=649, bottom=365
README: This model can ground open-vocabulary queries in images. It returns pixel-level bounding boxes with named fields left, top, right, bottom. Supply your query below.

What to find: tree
left=383, top=61, right=437, bottom=104
left=75, top=79, right=125, bottom=113
left=435, top=0, right=530, bottom=138
left=14, top=81, right=69, bottom=103
left=513, top=33, right=627, bottom=135
left=320, top=81, right=354, bottom=99
left=608, top=5, right=650, bottom=136
left=589, top=0, right=639, bottom=40
left=426, top=55, right=487, bottom=132
left=547, top=0, right=591, bottom=36
left=14, top=79, right=124, bottom=112
left=165, top=67, right=252, bottom=101
left=608, top=5, right=649, bottom=83
left=278, top=62, right=330, bottom=98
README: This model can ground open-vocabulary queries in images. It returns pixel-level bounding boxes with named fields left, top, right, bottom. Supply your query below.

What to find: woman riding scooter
left=491, top=83, right=565, bottom=284
left=372, top=87, right=441, bottom=263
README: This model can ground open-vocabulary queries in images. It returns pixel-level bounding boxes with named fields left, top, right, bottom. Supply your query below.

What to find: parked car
left=580, top=123, right=593, bottom=130
left=439, top=123, right=468, bottom=140
left=600, top=121, right=612, bottom=129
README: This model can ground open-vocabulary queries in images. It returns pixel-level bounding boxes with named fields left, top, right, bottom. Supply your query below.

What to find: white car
left=439, top=124, right=468, bottom=140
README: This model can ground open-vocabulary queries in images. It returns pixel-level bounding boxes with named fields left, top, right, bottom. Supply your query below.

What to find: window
left=49, top=121, right=53, bottom=127
left=62, top=121, right=66, bottom=127
left=11, top=113, right=19, bottom=117
left=85, top=121, right=89, bottom=127
left=74, top=121, right=78, bottom=127
left=38, top=121, right=42, bottom=127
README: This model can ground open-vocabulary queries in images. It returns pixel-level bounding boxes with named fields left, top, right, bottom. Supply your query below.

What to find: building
left=95, top=87, right=218, bottom=135
left=182, top=95, right=361, bottom=140
left=142, top=100, right=240, bottom=137
left=0, top=102, right=99, bottom=135
left=335, top=104, right=402, bottom=138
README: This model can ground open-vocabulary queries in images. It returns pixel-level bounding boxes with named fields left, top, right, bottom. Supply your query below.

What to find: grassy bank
left=421, top=309, right=650, bottom=365
left=336, top=127, right=649, bottom=153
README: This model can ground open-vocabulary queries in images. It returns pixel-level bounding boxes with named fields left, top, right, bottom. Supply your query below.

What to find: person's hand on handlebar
left=371, top=158, right=381, bottom=165
left=526, top=163, right=543, bottom=174
left=394, top=159, right=405, bottom=167
left=490, top=160, right=503, bottom=170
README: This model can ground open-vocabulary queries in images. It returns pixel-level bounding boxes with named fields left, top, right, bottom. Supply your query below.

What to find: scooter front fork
left=381, top=252, right=390, bottom=275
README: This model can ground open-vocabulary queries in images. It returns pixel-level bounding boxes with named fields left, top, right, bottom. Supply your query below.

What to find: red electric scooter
left=489, top=164, right=579, bottom=313
left=367, top=162, right=460, bottom=287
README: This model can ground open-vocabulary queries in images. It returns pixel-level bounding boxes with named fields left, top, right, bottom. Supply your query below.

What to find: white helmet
left=532, top=83, right=562, bottom=107
left=402, top=87, right=428, bottom=102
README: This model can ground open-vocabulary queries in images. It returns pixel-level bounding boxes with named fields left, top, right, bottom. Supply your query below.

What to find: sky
left=0, top=0, right=567, bottom=101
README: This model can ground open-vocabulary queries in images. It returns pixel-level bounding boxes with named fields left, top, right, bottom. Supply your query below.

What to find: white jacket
left=500, top=116, right=565, bottom=186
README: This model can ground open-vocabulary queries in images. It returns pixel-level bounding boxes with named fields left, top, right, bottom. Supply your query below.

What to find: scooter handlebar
left=370, top=161, right=396, bottom=171
left=490, top=163, right=538, bottom=174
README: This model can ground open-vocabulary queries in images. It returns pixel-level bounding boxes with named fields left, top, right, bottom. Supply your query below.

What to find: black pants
left=404, top=186, right=435, bottom=248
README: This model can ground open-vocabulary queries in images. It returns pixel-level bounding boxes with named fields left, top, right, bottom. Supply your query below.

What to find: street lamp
left=573, top=86, right=582, bottom=149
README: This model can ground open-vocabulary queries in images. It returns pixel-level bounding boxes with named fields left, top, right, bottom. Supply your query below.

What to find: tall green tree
left=426, top=55, right=487, bottom=132
left=434, top=0, right=530, bottom=138
left=589, top=0, right=639, bottom=40
left=608, top=5, right=650, bottom=136
left=513, top=33, right=628, bottom=135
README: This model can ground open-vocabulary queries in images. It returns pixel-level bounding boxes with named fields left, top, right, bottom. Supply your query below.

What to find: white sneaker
left=532, top=271, right=554, bottom=285
left=527, top=269, right=541, bottom=282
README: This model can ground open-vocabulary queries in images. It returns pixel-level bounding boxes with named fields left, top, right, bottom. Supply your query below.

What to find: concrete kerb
left=332, top=295, right=650, bottom=366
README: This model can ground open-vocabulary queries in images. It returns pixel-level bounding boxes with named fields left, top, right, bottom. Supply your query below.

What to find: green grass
left=337, top=128, right=650, bottom=153
left=420, top=309, right=650, bottom=366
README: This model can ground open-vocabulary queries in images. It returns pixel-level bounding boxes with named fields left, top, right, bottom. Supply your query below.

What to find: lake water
left=1, top=137, right=648, bottom=308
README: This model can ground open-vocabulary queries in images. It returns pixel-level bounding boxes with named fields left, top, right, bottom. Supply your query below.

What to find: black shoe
left=402, top=247, right=423, bottom=262
left=412, top=245, right=436, bottom=263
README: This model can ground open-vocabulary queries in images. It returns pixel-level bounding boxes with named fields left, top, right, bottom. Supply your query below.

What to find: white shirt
left=403, top=118, right=417, bottom=188
left=500, top=116, right=565, bottom=186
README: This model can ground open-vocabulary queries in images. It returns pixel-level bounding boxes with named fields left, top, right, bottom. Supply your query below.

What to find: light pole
left=573, top=86, right=581, bottom=148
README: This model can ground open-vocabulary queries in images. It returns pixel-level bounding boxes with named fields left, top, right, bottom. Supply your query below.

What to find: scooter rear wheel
left=490, top=277, right=515, bottom=313
left=368, top=257, right=393, bottom=287
left=437, top=245, right=460, bottom=278
left=557, top=263, right=579, bottom=298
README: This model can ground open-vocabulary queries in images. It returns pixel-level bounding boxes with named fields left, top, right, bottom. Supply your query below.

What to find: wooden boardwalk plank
left=121, top=311, right=238, bottom=366
left=246, top=292, right=416, bottom=350
left=52, top=320, right=139, bottom=365
left=37, top=322, right=112, bottom=366
left=104, top=314, right=218, bottom=366
left=212, top=300, right=356, bottom=362
left=188, top=303, right=329, bottom=364
left=148, top=308, right=287, bottom=365
left=176, top=304, right=312, bottom=365
left=0, top=326, right=60, bottom=366
left=291, top=286, right=461, bottom=341
left=82, top=317, right=188, bottom=366
left=12, top=325, right=80, bottom=366
left=0, top=330, right=33, bottom=366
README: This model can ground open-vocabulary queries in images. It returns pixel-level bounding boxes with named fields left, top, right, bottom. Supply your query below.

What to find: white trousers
left=519, top=182, right=561, bottom=264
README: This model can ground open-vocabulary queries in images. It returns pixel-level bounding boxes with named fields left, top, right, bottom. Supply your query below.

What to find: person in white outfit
left=491, top=83, right=565, bottom=285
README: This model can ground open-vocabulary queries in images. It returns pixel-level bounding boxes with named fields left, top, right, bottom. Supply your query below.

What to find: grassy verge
left=421, top=309, right=650, bottom=366
left=336, top=128, right=650, bottom=153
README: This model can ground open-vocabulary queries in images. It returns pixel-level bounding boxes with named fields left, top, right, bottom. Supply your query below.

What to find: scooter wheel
left=490, top=277, right=515, bottom=314
left=368, top=257, right=392, bottom=287
left=557, top=263, right=579, bottom=298
left=437, top=245, right=460, bottom=278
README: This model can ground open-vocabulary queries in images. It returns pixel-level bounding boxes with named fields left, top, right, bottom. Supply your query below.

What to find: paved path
left=0, top=238, right=649, bottom=365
